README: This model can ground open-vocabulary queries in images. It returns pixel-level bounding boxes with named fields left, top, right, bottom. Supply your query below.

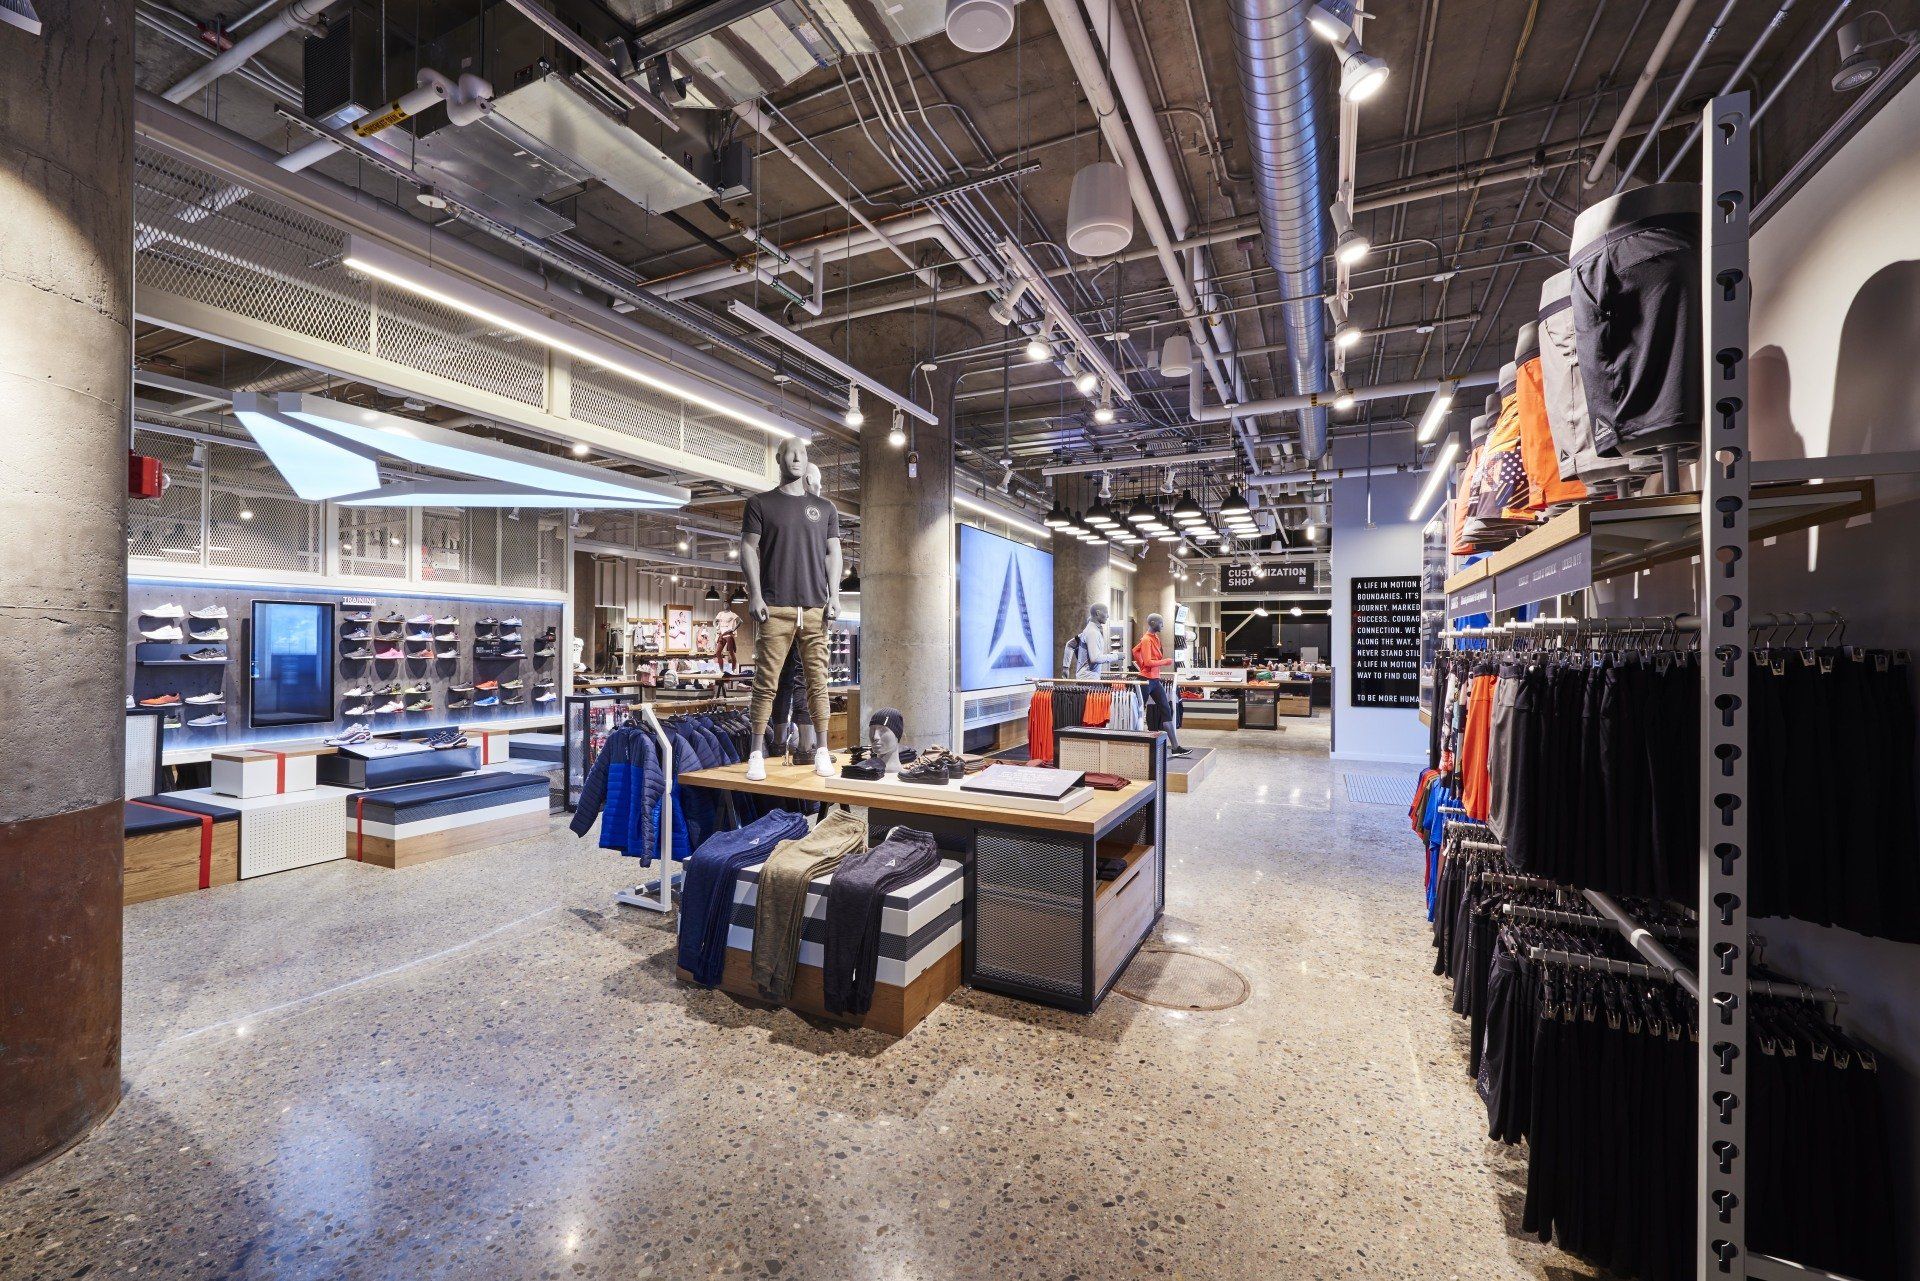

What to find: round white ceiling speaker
left=1067, top=160, right=1134, bottom=258
left=946, top=0, right=1014, bottom=52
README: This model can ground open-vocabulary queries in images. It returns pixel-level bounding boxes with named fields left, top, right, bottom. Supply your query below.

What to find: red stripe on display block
left=267, top=750, right=287, bottom=792
left=355, top=795, right=366, bottom=860
left=481, top=733, right=491, bottom=765
left=137, top=802, right=215, bottom=888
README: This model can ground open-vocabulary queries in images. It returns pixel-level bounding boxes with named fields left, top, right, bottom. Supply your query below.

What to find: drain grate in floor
left=1342, top=772, right=1415, bottom=806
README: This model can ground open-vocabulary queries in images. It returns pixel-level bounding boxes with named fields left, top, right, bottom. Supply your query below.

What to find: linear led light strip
left=954, top=491, right=1053, bottom=540
left=725, top=301, right=936, bottom=427
left=341, top=236, right=801, bottom=441
left=1407, top=437, right=1461, bottom=522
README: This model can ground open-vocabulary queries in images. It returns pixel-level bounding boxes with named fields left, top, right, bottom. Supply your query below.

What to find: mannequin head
left=868, top=707, right=905, bottom=773
left=1088, top=602, right=1109, bottom=627
left=1515, top=321, right=1540, bottom=365
left=774, top=437, right=811, bottom=483
left=805, top=462, right=823, bottom=497
left=1146, top=611, right=1165, bottom=635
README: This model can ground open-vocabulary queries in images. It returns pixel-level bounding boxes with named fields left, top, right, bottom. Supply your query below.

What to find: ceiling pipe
left=1189, top=368, right=1502, bottom=423
left=1039, top=0, right=1258, bottom=474
left=1582, top=0, right=1702, bottom=186
left=1248, top=462, right=1413, bottom=486
left=1041, top=447, right=1242, bottom=476
left=575, top=539, right=744, bottom=575
left=1610, top=0, right=1743, bottom=192
left=161, top=0, right=336, bottom=103
left=1226, top=0, right=1330, bottom=460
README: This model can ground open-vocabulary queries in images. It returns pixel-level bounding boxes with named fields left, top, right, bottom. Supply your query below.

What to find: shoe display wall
left=129, top=582, right=564, bottom=747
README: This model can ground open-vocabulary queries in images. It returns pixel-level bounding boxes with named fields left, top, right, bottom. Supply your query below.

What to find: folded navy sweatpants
left=676, top=809, right=810, bottom=986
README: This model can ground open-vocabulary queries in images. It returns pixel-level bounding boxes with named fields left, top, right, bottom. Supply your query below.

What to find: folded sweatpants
left=751, top=807, right=868, bottom=1000
left=822, top=826, right=943, bottom=1016
left=676, top=809, right=810, bottom=987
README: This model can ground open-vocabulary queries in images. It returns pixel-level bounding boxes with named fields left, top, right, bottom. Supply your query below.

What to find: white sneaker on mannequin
left=745, top=751, right=767, bottom=782
left=813, top=747, right=836, bottom=778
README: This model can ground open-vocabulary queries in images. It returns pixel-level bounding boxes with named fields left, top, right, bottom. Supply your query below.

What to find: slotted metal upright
left=1697, top=91, right=1752, bottom=1281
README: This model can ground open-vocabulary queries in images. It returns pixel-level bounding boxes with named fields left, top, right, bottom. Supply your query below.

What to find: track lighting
left=676, top=535, right=689, bottom=551
left=239, top=507, right=254, bottom=521
left=1305, top=520, right=1319, bottom=543
left=1338, top=43, right=1389, bottom=103
left=1328, top=297, right=1365, bottom=350
left=1093, top=393, right=1116, bottom=425
left=1073, top=366, right=1099, bottom=396
left=1024, top=334, right=1051, bottom=363
left=1331, top=202, right=1370, bottom=266
left=728, top=545, right=739, bottom=559
left=1831, top=16, right=1916, bottom=92
left=1330, top=370, right=1355, bottom=411
left=844, top=388, right=864, bottom=428
left=887, top=409, right=907, bottom=449
left=571, top=441, right=590, bottom=457
left=986, top=279, right=1030, bottom=327
left=1291, top=606, right=1304, bottom=617
left=1306, top=0, right=1354, bottom=42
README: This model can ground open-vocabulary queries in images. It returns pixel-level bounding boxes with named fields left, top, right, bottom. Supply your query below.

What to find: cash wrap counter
left=677, top=731, right=1167, bottom=1015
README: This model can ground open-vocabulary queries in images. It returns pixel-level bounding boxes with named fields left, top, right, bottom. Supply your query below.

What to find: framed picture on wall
left=665, top=605, right=694, bottom=654
left=633, top=618, right=665, bottom=654
left=692, top=620, right=717, bottom=656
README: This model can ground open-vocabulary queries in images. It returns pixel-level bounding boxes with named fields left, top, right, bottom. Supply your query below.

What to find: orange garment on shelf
left=1449, top=446, right=1484, bottom=556
left=1459, top=672, right=1497, bottom=820
left=1517, top=355, right=1586, bottom=509
left=1082, top=689, right=1110, bottom=727
left=1028, top=687, right=1054, bottom=764
left=1489, top=390, right=1535, bottom=523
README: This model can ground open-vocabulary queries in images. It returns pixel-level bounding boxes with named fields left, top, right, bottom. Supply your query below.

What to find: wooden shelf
left=1096, top=842, right=1154, bottom=901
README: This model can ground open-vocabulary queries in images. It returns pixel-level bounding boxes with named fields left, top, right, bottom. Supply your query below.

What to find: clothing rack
left=611, top=703, right=679, bottom=914
left=1441, top=609, right=1846, bottom=644
left=1029, top=677, right=1154, bottom=687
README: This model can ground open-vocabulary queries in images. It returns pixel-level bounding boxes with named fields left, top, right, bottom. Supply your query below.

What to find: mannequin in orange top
left=1131, top=613, right=1190, bottom=756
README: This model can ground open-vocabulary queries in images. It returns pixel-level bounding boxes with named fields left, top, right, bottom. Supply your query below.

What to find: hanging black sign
left=1350, top=575, right=1422, bottom=708
left=1220, top=562, right=1314, bottom=593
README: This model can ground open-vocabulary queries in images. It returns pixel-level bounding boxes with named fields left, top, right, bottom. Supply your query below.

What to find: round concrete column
left=858, top=374, right=955, bottom=749
left=1051, top=478, right=1111, bottom=664
left=0, top=0, right=134, bottom=1178
left=1132, top=550, right=1178, bottom=648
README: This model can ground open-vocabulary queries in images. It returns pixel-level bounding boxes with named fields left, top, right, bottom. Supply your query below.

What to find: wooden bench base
left=125, top=825, right=239, bottom=905
left=348, top=809, right=552, bottom=869
left=678, top=944, right=962, bottom=1037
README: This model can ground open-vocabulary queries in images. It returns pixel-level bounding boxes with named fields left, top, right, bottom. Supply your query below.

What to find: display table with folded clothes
left=675, top=730, right=1168, bottom=1015
left=674, top=809, right=964, bottom=1036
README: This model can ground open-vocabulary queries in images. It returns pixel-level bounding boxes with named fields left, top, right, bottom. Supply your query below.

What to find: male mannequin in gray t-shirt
left=742, top=438, right=841, bottom=779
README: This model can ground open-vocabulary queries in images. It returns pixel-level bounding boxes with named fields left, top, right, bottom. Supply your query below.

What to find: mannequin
left=766, top=463, right=827, bottom=759
left=1131, top=611, right=1189, bottom=755
left=1064, top=602, right=1110, bottom=677
left=742, top=439, right=841, bottom=780
left=867, top=707, right=905, bottom=775
left=713, top=602, right=741, bottom=672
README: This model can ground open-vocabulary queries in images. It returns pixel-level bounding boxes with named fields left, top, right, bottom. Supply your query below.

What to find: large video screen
left=249, top=600, right=335, bottom=728
left=957, top=522, right=1054, bottom=691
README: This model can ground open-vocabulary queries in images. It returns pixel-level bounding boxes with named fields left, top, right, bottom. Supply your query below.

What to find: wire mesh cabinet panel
left=970, top=824, right=1091, bottom=1004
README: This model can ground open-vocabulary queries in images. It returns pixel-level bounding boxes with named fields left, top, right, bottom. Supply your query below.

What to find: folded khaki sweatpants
left=751, top=807, right=868, bottom=1000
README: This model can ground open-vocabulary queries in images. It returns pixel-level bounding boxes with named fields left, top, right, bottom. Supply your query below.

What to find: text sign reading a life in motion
left=1350, top=576, right=1422, bottom=709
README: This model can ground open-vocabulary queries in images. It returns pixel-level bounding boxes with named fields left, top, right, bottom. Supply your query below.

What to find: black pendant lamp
left=839, top=567, right=861, bottom=594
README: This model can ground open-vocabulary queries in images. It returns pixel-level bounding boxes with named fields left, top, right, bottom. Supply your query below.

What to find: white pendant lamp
left=1067, top=160, right=1133, bottom=258
left=1159, top=332, right=1193, bottom=378
left=946, top=0, right=1015, bottom=52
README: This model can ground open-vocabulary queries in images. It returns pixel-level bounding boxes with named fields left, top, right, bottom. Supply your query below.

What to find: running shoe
left=476, top=617, right=499, bottom=628
left=534, top=692, right=557, bottom=704
left=188, top=605, right=227, bottom=620
left=449, top=683, right=474, bottom=693
left=434, top=630, right=458, bottom=641
left=374, top=646, right=405, bottom=660
left=373, top=698, right=404, bottom=714
left=343, top=647, right=375, bottom=660
left=405, top=699, right=434, bottom=714
left=405, top=631, right=434, bottom=642
left=138, top=693, right=180, bottom=707
left=342, top=628, right=371, bottom=641
left=499, top=648, right=527, bottom=659
left=502, top=678, right=524, bottom=690
left=186, top=713, right=228, bottom=728
left=436, top=648, right=458, bottom=660
left=398, top=683, right=427, bottom=695
left=189, top=626, right=230, bottom=642
left=140, top=623, right=184, bottom=641
left=534, top=679, right=555, bottom=688
left=447, top=697, right=472, bottom=710
left=476, top=679, right=499, bottom=690
left=407, top=613, right=434, bottom=625
left=407, top=648, right=435, bottom=660
left=344, top=684, right=373, bottom=697
left=342, top=611, right=372, bottom=623
left=498, top=633, right=523, bottom=643
left=345, top=704, right=373, bottom=717
left=184, top=692, right=224, bottom=705
left=502, top=617, right=523, bottom=626
left=327, top=724, right=372, bottom=746
left=503, top=696, right=525, bottom=707
left=183, top=647, right=227, bottom=662
left=143, top=603, right=185, bottom=619
left=125, top=695, right=133, bottom=709
left=534, top=648, right=556, bottom=658
left=434, top=616, right=458, bottom=626
left=161, top=714, right=184, bottom=730
left=425, top=728, right=468, bottom=749
left=474, top=694, right=499, bottom=707
left=380, top=611, right=405, bottom=624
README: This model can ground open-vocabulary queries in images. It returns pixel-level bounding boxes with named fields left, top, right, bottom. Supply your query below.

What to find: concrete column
left=1051, top=478, right=1111, bottom=665
left=0, top=0, right=135, bottom=1177
left=1132, top=550, right=1178, bottom=657
left=859, top=373, right=955, bottom=749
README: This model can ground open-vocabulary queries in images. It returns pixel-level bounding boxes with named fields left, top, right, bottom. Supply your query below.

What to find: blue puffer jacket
left=569, top=725, right=666, bottom=865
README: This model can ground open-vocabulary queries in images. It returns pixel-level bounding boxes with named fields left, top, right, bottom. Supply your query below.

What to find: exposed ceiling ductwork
left=1228, top=0, right=1330, bottom=461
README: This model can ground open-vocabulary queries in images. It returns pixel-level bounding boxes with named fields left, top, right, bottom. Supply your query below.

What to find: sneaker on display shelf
left=473, top=694, right=500, bottom=707
left=499, top=648, right=527, bottom=659
left=138, top=693, right=180, bottom=707
left=342, top=611, right=372, bottom=623
left=183, top=647, right=227, bottom=662
left=744, top=751, right=767, bottom=782
left=503, top=697, right=525, bottom=707
left=502, top=678, right=524, bottom=690
left=502, top=617, right=523, bottom=626
left=498, top=633, right=523, bottom=643
left=436, top=648, right=458, bottom=659
left=184, top=692, right=224, bottom=705
left=343, top=628, right=372, bottom=641
left=534, top=692, right=557, bottom=703
left=374, top=647, right=405, bottom=660
left=434, top=616, right=458, bottom=626
left=813, top=747, right=837, bottom=778
left=405, top=701, right=434, bottom=714
left=161, top=714, right=184, bottom=730
left=140, top=624, right=184, bottom=641
left=449, top=683, right=474, bottom=693
left=189, top=627, right=229, bottom=642
left=142, top=603, right=185, bottom=619
left=477, top=617, right=499, bottom=627
left=187, top=605, right=227, bottom=620
left=447, top=698, right=472, bottom=710
left=405, top=631, right=434, bottom=642
left=407, top=613, right=433, bottom=625
left=343, top=647, right=375, bottom=660
left=124, top=695, right=133, bottom=709
left=327, top=724, right=372, bottom=746
left=380, top=611, right=405, bottom=623
left=398, top=683, right=427, bottom=695
left=373, top=699, right=405, bottom=714
left=345, top=704, right=373, bottom=717
left=475, top=679, right=499, bottom=691
left=186, top=713, right=228, bottom=728
left=425, top=728, right=468, bottom=750
left=534, top=648, right=556, bottom=659
left=344, top=684, right=372, bottom=697
left=434, top=630, right=458, bottom=641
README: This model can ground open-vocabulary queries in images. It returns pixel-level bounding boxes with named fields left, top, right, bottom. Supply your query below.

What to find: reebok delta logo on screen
left=986, top=557, right=1039, bottom=670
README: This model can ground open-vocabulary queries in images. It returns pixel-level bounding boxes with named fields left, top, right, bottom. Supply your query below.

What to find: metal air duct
left=1228, top=0, right=1330, bottom=459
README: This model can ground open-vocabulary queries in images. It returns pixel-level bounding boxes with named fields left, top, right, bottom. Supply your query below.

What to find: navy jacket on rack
left=569, top=724, right=666, bottom=865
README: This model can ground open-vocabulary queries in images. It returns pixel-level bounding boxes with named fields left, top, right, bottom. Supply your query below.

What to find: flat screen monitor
left=249, top=600, right=335, bottom=728
left=956, top=522, right=1054, bottom=691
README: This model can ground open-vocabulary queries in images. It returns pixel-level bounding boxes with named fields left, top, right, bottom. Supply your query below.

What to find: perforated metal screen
left=207, top=444, right=322, bottom=574
left=338, top=505, right=408, bottom=578
left=974, top=826, right=1085, bottom=996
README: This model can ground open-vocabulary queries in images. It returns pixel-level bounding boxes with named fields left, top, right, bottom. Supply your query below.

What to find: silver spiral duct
left=1228, top=0, right=1330, bottom=459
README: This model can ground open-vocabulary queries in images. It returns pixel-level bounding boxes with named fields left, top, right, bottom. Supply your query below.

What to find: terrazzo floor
left=0, top=721, right=1607, bottom=1280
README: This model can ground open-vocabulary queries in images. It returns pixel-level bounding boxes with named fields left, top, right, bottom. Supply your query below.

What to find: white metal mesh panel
left=372, top=283, right=546, bottom=407
left=207, top=444, right=323, bottom=573
left=569, top=361, right=683, bottom=449
left=500, top=511, right=563, bottom=589
left=685, top=411, right=766, bottom=473
left=135, top=147, right=370, bottom=352
left=420, top=507, right=500, bottom=585
left=129, top=431, right=205, bottom=564
left=339, top=506, right=409, bottom=578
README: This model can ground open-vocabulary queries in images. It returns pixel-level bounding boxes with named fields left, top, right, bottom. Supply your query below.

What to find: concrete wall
left=1328, top=465, right=1428, bottom=764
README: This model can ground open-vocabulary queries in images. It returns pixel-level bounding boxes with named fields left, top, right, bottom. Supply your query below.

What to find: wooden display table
left=679, top=741, right=1166, bottom=1014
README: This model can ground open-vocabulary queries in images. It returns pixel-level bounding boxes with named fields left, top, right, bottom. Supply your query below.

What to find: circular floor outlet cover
left=1112, top=948, right=1250, bottom=1011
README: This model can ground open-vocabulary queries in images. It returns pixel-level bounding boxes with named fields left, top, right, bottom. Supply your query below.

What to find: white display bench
left=162, top=785, right=358, bottom=879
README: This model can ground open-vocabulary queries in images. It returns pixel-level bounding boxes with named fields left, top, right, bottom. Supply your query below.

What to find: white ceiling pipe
left=651, top=212, right=949, bottom=298
left=726, top=301, right=937, bottom=426
left=1247, top=463, right=1411, bottom=486
left=575, top=539, right=743, bottom=575
left=1041, top=448, right=1241, bottom=476
left=1039, top=0, right=1254, bottom=471
left=1581, top=0, right=1701, bottom=186
left=1188, top=367, right=1501, bottom=422
left=162, top=0, right=337, bottom=103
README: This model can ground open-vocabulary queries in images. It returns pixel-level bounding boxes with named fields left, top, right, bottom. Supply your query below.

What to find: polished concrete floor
left=0, top=721, right=1605, bottom=1280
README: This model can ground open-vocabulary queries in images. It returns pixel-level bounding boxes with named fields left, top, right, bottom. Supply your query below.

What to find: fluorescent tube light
left=954, top=491, right=1053, bottom=540
left=1408, top=438, right=1462, bottom=522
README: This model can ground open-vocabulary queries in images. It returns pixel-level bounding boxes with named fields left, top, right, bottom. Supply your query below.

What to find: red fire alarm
left=128, top=451, right=163, bottom=500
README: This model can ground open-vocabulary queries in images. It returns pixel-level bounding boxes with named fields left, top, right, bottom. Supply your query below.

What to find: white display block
left=469, top=727, right=512, bottom=767
left=210, top=747, right=322, bottom=798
